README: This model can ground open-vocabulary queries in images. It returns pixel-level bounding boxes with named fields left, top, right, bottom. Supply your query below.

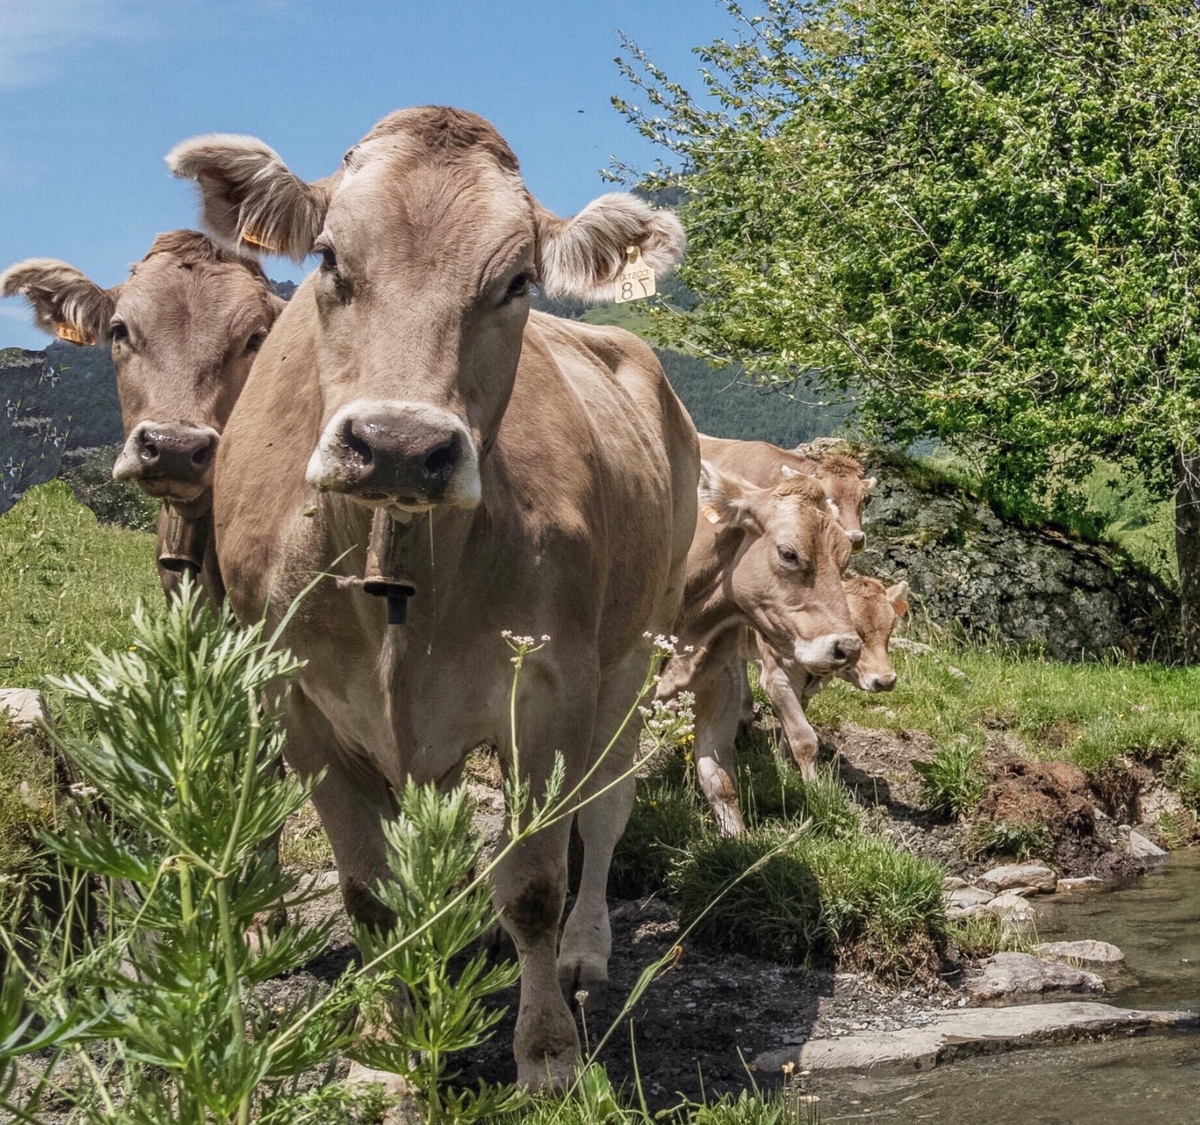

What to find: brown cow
left=755, top=575, right=909, bottom=782
left=698, top=435, right=876, bottom=552
left=167, top=107, right=698, bottom=1088
left=656, top=461, right=860, bottom=836
left=0, top=232, right=285, bottom=603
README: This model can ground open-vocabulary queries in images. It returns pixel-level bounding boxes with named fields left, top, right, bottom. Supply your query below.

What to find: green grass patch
left=966, top=819, right=1054, bottom=862
left=0, top=724, right=56, bottom=887
left=668, top=828, right=945, bottom=976
left=0, top=481, right=161, bottom=694
left=806, top=643, right=1200, bottom=805
left=912, top=740, right=987, bottom=820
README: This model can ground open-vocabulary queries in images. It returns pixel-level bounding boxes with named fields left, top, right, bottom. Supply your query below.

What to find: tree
left=617, top=0, right=1200, bottom=658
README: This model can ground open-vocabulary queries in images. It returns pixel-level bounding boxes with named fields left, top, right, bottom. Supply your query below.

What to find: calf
left=657, top=461, right=860, bottom=836
left=754, top=575, right=909, bottom=781
left=1, top=232, right=284, bottom=603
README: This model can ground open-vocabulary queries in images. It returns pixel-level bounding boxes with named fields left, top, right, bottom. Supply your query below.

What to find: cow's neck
left=676, top=525, right=753, bottom=658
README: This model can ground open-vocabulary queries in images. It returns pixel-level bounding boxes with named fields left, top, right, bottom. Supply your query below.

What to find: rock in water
left=1036, top=940, right=1125, bottom=968
left=1127, top=830, right=1167, bottom=858
left=964, top=953, right=1104, bottom=1000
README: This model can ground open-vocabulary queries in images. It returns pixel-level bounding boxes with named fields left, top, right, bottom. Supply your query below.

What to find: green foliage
left=912, top=742, right=988, bottom=821
left=59, top=445, right=160, bottom=532
left=0, top=481, right=161, bottom=691
left=353, top=782, right=523, bottom=1124
left=668, top=826, right=944, bottom=970
left=967, top=819, right=1053, bottom=862
left=1, top=583, right=390, bottom=1125
left=944, top=912, right=1036, bottom=960
left=807, top=644, right=1200, bottom=804
left=619, top=0, right=1200, bottom=525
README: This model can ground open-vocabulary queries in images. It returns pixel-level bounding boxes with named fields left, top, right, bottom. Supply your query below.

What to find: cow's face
left=839, top=578, right=908, bottom=692
left=700, top=462, right=861, bottom=676
left=1, top=233, right=283, bottom=507
left=167, top=108, right=685, bottom=514
left=784, top=459, right=876, bottom=552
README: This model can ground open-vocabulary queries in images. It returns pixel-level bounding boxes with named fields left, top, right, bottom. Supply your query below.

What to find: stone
left=979, top=863, right=1057, bottom=893
left=985, top=893, right=1037, bottom=922
left=942, top=876, right=968, bottom=890
left=889, top=637, right=934, bottom=655
left=963, top=953, right=1104, bottom=1001
left=1036, top=940, right=1125, bottom=968
left=945, top=886, right=994, bottom=910
left=1127, top=830, right=1166, bottom=858
left=0, top=688, right=51, bottom=731
left=754, top=1003, right=1196, bottom=1074
left=1055, top=876, right=1104, bottom=893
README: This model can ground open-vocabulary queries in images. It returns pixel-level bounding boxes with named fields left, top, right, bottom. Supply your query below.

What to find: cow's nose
left=865, top=671, right=897, bottom=692
left=847, top=529, right=866, bottom=551
left=115, top=422, right=218, bottom=485
left=336, top=412, right=462, bottom=504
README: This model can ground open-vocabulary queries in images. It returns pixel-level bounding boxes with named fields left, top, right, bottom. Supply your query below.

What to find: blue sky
left=0, top=0, right=735, bottom=349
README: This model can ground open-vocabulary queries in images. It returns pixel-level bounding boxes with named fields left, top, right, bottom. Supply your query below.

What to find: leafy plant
left=912, top=742, right=988, bottom=821
left=966, top=819, right=1053, bottom=863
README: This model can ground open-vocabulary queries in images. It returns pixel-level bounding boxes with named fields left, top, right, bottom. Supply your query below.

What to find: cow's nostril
left=140, top=442, right=159, bottom=463
left=424, top=438, right=457, bottom=482
left=192, top=444, right=212, bottom=467
left=344, top=423, right=374, bottom=467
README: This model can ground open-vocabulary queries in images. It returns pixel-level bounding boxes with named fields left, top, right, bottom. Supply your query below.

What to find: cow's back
left=699, top=434, right=819, bottom=490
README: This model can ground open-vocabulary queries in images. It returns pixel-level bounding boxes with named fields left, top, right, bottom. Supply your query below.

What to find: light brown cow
left=698, top=435, right=876, bottom=551
left=656, top=461, right=860, bottom=836
left=755, top=575, right=909, bottom=782
left=167, top=107, right=698, bottom=1088
left=0, top=232, right=284, bottom=603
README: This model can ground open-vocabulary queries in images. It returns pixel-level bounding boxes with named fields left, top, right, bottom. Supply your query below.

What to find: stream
left=817, top=849, right=1200, bottom=1124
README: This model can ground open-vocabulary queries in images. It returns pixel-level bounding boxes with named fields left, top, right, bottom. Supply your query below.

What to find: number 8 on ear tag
left=615, top=245, right=656, bottom=304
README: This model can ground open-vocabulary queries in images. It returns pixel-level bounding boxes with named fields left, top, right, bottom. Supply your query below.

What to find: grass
left=912, top=740, right=988, bottom=820
left=966, top=819, right=1054, bottom=862
left=0, top=480, right=161, bottom=692
left=805, top=639, right=1200, bottom=808
left=0, top=482, right=160, bottom=881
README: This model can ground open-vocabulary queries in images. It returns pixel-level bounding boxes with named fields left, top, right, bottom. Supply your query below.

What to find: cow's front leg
left=559, top=654, right=645, bottom=1005
left=757, top=647, right=821, bottom=780
left=691, top=647, right=747, bottom=837
left=494, top=679, right=594, bottom=1089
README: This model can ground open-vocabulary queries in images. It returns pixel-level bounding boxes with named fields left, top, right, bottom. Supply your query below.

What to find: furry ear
left=886, top=581, right=910, bottom=617
left=698, top=460, right=763, bottom=535
left=166, top=134, right=331, bottom=261
left=537, top=193, right=685, bottom=302
left=0, top=259, right=116, bottom=346
left=865, top=476, right=878, bottom=491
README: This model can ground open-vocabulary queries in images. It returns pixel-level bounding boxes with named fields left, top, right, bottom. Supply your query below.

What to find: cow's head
left=167, top=107, right=685, bottom=514
left=838, top=576, right=908, bottom=692
left=699, top=461, right=861, bottom=675
left=785, top=454, right=875, bottom=552
left=1, top=231, right=284, bottom=508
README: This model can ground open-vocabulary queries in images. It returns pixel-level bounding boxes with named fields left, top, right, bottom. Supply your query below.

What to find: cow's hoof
left=515, top=1048, right=577, bottom=1092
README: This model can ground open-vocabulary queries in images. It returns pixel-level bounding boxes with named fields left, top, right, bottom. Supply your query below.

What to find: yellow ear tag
left=702, top=504, right=722, bottom=524
left=614, top=245, right=655, bottom=304
left=241, top=226, right=282, bottom=253
left=55, top=323, right=94, bottom=346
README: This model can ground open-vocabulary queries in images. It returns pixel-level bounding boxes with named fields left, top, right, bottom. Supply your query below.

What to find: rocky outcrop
left=816, top=444, right=1179, bottom=660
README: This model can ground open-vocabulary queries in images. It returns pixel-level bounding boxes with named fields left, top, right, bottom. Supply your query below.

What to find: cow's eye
left=316, top=244, right=338, bottom=274
left=245, top=328, right=268, bottom=354
left=778, top=546, right=801, bottom=568
left=110, top=321, right=129, bottom=344
left=503, top=271, right=532, bottom=304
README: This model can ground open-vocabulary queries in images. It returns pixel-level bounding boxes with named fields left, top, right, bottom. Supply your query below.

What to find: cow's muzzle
left=794, top=633, right=862, bottom=676
left=112, top=421, right=218, bottom=501
left=846, top=668, right=897, bottom=692
left=847, top=529, right=866, bottom=552
left=307, top=401, right=481, bottom=510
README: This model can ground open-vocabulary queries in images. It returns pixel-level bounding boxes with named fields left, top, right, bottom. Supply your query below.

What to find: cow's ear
left=698, top=460, right=763, bottom=535
left=166, top=135, right=332, bottom=261
left=0, top=259, right=116, bottom=346
left=886, top=581, right=910, bottom=618
left=866, top=476, right=878, bottom=491
left=536, top=193, right=685, bottom=302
